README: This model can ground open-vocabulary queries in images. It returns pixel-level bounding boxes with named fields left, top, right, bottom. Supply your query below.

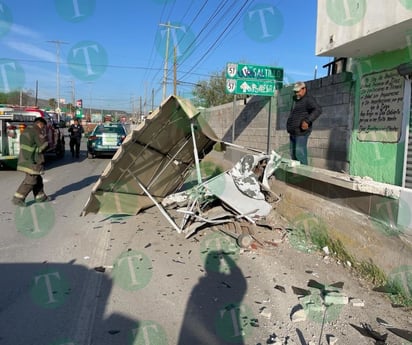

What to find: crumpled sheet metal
left=229, top=151, right=282, bottom=200
left=171, top=151, right=281, bottom=226
left=81, top=95, right=219, bottom=216
left=204, top=172, right=272, bottom=219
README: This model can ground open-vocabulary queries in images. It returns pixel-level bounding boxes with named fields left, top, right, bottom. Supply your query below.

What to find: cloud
left=5, top=41, right=55, bottom=62
left=10, top=23, right=41, bottom=40
left=2, top=23, right=55, bottom=62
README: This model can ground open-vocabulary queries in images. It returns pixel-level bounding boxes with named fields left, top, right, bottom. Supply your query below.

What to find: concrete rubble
left=350, top=298, right=365, bottom=307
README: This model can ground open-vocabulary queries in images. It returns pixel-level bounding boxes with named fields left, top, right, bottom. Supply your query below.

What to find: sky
left=0, top=0, right=332, bottom=113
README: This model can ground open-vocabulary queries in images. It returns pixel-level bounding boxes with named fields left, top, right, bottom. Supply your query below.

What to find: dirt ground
left=96, top=193, right=412, bottom=345
left=222, top=208, right=412, bottom=345
left=175, top=151, right=412, bottom=344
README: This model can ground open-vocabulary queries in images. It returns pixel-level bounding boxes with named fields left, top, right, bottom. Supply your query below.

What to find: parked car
left=87, top=123, right=127, bottom=158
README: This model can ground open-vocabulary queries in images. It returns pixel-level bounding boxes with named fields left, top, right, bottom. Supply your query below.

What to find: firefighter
left=12, top=117, right=50, bottom=206
left=68, top=118, right=84, bottom=158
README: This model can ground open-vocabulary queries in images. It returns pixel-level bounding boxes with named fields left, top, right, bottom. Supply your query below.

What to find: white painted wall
left=316, top=0, right=412, bottom=57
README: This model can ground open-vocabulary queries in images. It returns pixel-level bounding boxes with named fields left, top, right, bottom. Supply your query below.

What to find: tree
left=0, top=92, right=8, bottom=104
left=0, top=91, right=30, bottom=105
left=7, top=91, right=21, bottom=105
left=48, top=98, right=57, bottom=109
left=192, top=69, right=244, bottom=107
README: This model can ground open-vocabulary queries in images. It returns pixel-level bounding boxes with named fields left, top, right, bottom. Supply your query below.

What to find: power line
left=133, top=1, right=256, bottom=103
left=179, top=0, right=251, bottom=81
left=146, top=0, right=210, bottom=93
left=163, top=0, right=231, bottom=83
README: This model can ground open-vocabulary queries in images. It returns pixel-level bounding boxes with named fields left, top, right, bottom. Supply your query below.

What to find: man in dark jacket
left=12, top=117, right=50, bottom=206
left=286, top=81, right=322, bottom=165
left=68, top=118, right=84, bottom=158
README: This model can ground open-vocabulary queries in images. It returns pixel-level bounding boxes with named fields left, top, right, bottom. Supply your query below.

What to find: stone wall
left=202, top=72, right=355, bottom=172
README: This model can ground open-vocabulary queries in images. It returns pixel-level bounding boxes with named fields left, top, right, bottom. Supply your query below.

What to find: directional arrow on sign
left=226, top=78, right=280, bottom=96
left=241, top=66, right=250, bottom=78
left=240, top=81, right=251, bottom=92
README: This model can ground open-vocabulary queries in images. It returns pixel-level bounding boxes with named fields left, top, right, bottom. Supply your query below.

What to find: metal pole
left=267, top=96, right=272, bottom=154
left=35, top=80, right=38, bottom=106
left=162, top=23, right=170, bottom=101
left=48, top=40, right=68, bottom=120
left=232, top=94, right=236, bottom=143
left=173, top=46, right=177, bottom=96
left=135, top=178, right=181, bottom=233
left=159, top=23, right=181, bottom=102
left=191, top=122, right=202, bottom=184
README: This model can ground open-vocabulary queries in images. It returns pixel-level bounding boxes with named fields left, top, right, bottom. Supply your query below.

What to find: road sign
left=75, top=109, right=84, bottom=118
left=225, top=63, right=283, bottom=96
left=226, top=63, right=283, bottom=82
left=226, top=78, right=279, bottom=96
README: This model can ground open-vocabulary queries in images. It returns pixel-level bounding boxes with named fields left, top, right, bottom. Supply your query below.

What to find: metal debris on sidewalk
left=163, top=151, right=284, bottom=247
left=80, top=95, right=286, bottom=247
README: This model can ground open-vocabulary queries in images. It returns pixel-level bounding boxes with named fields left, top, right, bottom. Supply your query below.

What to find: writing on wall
left=358, top=69, right=405, bottom=142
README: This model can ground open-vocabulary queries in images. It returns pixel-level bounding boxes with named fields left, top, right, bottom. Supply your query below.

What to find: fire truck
left=0, top=105, right=65, bottom=169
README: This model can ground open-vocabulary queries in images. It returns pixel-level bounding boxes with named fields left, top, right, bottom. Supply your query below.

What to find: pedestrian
left=286, top=81, right=322, bottom=165
left=68, top=118, right=84, bottom=158
left=12, top=117, right=50, bottom=206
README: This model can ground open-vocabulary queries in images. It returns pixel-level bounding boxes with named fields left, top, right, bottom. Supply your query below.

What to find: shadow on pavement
left=177, top=250, right=248, bottom=345
left=50, top=175, right=101, bottom=199
left=0, top=262, right=139, bottom=345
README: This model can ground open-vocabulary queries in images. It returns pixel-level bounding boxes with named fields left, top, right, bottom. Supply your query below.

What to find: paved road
left=0, top=144, right=114, bottom=345
left=1, top=142, right=411, bottom=345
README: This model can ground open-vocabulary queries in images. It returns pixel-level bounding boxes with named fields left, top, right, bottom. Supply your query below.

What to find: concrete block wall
left=204, top=72, right=355, bottom=173
left=201, top=96, right=273, bottom=152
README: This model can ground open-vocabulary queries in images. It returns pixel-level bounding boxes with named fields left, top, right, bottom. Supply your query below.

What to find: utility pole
left=173, top=46, right=177, bottom=95
left=69, top=79, right=76, bottom=115
left=159, top=22, right=180, bottom=101
left=144, top=81, right=148, bottom=116
left=130, top=95, right=135, bottom=121
left=88, top=82, right=93, bottom=121
left=35, top=80, right=38, bottom=106
left=48, top=40, right=68, bottom=120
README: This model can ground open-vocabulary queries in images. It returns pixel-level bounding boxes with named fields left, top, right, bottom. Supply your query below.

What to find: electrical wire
left=179, top=0, right=251, bottom=81
left=146, top=0, right=211, bottom=98
left=154, top=0, right=250, bottom=98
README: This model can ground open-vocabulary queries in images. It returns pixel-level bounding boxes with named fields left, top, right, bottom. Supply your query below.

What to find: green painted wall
left=349, top=48, right=411, bottom=186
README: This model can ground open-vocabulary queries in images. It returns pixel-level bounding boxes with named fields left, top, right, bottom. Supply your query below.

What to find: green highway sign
left=226, top=78, right=279, bottom=96
left=226, top=63, right=283, bottom=82
left=225, top=62, right=283, bottom=96
left=75, top=109, right=84, bottom=118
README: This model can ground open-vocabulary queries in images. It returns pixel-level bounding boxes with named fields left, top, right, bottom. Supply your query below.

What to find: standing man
left=68, top=118, right=84, bottom=158
left=12, top=117, right=50, bottom=206
left=286, top=81, right=322, bottom=165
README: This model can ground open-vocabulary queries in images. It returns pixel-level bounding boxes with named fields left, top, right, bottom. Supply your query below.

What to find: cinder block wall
left=202, top=72, right=355, bottom=173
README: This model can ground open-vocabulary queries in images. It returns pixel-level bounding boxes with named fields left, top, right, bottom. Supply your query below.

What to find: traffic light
left=76, top=99, right=83, bottom=108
